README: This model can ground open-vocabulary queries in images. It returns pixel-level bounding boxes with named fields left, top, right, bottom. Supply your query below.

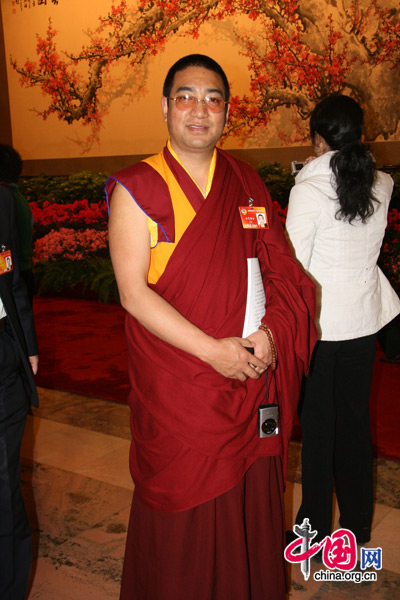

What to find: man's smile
left=187, top=124, right=209, bottom=130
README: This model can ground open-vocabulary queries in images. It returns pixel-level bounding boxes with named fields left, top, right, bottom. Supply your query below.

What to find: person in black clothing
left=0, top=145, right=35, bottom=305
left=0, top=183, right=39, bottom=600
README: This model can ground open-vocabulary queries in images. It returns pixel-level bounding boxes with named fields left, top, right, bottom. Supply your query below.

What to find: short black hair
left=0, top=144, right=23, bottom=183
left=163, top=54, right=230, bottom=102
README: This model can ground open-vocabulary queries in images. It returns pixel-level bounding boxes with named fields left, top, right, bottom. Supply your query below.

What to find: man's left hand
left=246, top=330, right=274, bottom=371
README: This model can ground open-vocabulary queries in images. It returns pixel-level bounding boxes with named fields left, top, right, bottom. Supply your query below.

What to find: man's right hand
left=202, top=337, right=268, bottom=381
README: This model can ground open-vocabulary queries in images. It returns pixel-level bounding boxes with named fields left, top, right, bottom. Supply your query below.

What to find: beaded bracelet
left=258, top=322, right=277, bottom=371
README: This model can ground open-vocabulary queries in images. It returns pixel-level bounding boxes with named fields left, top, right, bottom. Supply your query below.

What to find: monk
left=106, top=54, right=317, bottom=600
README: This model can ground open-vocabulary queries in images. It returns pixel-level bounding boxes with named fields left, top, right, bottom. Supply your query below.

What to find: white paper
left=242, top=258, right=266, bottom=338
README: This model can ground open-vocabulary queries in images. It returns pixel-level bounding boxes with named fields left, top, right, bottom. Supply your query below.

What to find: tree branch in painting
left=223, top=0, right=399, bottom=143
left=11, top=0, right=222, bottom=149
left=11, top=0, right=400, bottom=149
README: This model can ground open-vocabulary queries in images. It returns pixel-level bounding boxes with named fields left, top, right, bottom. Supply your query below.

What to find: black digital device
left=291, top=160, right=305, bottom=175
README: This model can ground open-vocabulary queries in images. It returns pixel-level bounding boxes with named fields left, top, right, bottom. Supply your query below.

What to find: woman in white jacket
left=286, top=95, right=400, bottom=546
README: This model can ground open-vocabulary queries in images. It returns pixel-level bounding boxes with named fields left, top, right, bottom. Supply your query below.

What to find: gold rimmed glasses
left=169, top=94, right=228, bottom=113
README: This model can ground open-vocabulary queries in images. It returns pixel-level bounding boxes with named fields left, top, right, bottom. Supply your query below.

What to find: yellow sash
left=144, top=153, right=196, bottom=284
left=144, top=147, right=216, bottom=285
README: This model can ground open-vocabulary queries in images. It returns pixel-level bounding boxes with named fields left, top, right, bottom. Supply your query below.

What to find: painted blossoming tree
left=11, top=0, right=400, bottom=149
left=226, top=0, right=400, bottom=143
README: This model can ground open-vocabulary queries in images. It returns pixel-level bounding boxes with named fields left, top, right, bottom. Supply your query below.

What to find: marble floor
left=21, top=387, right=399, bottom=600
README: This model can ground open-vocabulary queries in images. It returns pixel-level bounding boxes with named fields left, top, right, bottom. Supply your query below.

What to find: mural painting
left=3, top=0, right=400, bottom=159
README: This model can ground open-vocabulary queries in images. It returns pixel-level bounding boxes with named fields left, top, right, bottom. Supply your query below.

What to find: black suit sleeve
left=0, top=186, right=38, bottom=356
left=10, top=190, right=38, bottom=355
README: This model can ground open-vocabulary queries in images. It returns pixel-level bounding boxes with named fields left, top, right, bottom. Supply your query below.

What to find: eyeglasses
left=169, top=94, right=228, bottom=113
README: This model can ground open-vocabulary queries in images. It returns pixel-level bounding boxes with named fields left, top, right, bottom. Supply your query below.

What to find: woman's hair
left=310, top=95, right=377, bottom=223
left=0, top=144, right=23, bottom=184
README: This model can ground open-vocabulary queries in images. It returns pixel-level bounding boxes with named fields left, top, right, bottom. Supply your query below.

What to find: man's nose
left=191, top=98, right=208, bottom=117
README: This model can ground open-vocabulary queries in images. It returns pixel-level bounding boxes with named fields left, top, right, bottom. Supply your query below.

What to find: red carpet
left=33, top=296, right=130, bottom=403
left=369, top=348, right=400, bottom=461
left=33, top=296, right=400, bottom=461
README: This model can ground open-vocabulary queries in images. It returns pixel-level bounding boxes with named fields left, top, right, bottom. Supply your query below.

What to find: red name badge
left=239, top=206, right=269, bottom=229
left=0, top=249, right=13, bottom=274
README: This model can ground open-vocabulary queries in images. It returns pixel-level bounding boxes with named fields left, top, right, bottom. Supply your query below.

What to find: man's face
left=161, top=66, right=229, bottom=157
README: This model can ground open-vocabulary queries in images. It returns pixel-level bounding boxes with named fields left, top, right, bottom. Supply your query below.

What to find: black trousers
left=296, top=334, right=376, bottom=544
left=0, top=325, right=32, bottom=600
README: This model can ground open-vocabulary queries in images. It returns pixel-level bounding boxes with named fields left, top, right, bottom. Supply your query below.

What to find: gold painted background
left=2, top=0, right=399, bottom=162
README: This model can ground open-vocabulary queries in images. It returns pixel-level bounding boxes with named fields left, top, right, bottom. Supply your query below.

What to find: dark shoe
left=355, top=531, right=371, bottom=545
left=339, top=520, right=370, bottom=545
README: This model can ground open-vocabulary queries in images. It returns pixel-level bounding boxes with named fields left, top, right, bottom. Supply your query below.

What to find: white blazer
left=286, top=151, right=400, bottom=341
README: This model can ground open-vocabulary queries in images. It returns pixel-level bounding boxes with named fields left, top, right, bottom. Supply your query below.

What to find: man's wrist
left=196, top=334, right=219, bottom=364
left=258, top=323, right=277, bottom=370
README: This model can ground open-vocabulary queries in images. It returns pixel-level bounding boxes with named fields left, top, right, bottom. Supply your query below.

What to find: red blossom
left=33, top=227, right=108, bottom=263
left=10, top=0, right=400, bottom=148
left=30, top=199, right=107, bottom=229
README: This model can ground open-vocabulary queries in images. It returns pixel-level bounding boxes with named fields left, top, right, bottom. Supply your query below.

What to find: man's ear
left=225, top=103, right=230, bottom=127
left=161, top=96, right=168, bottom=122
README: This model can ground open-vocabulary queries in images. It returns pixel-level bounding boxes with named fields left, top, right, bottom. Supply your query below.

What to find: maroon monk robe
left=119, top=456, right=287, bottom=600
left=106, top=147, right=317, bottom=513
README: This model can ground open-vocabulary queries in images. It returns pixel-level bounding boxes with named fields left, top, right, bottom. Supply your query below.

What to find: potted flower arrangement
left=20, top=165, right=399, bottom=303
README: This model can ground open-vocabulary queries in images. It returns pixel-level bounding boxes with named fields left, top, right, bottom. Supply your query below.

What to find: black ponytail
left=310, top=95, right=378, bottom=223
left=330, top=141, right=376, bottom=223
